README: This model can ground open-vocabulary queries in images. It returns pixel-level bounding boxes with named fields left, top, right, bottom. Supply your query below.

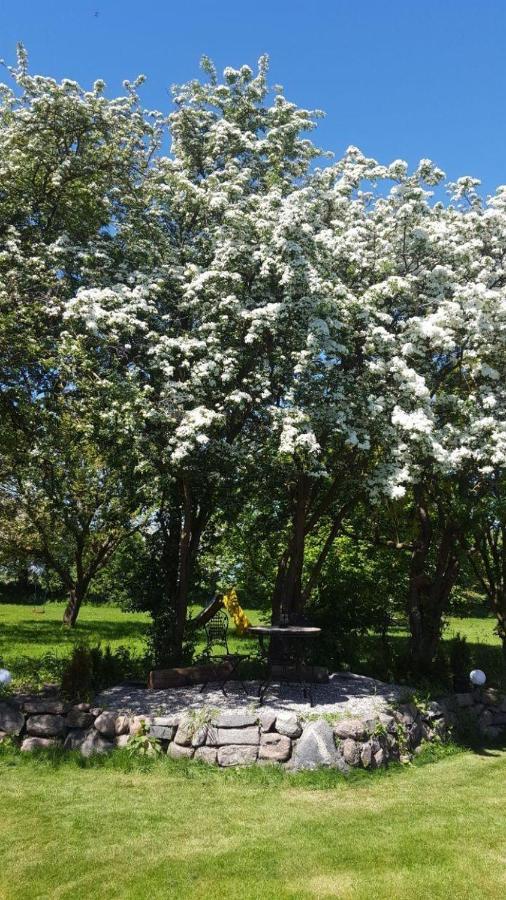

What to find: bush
left=60, top=643, right=146, bottom=701
left=146, top=609, right=195, bottom=670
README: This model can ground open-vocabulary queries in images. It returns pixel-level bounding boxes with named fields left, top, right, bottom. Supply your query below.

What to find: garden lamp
left=0, top=668, right=12, bottom=686
left=469, top=669, right=486, bottom=687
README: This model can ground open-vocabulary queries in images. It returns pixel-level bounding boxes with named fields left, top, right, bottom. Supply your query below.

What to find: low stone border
left=1, top=687, right=504, bottom=770
left=447, top=687, right=506, bottom=740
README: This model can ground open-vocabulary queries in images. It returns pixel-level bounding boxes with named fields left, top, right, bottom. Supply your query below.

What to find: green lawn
left=0, top=746, right=505, bottom=899
left=0, top=601, right=504, bottom=689
left=0, top=602, right=265, bottom=686
left=0, top=602, right=152, bottom=661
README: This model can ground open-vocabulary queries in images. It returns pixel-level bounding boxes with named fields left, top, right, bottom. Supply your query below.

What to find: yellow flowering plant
left=221, top=588, right=251, bottom=635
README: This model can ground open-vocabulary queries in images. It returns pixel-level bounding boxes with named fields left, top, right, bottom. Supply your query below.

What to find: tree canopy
left=1, top=48, right=506, bottom=673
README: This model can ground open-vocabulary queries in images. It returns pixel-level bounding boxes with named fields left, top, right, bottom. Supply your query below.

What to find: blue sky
left=1, top=1, right=505, bottom=195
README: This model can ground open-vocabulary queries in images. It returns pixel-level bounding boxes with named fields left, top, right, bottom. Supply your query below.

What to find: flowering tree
left=0, top=48, right=159, bottom=624
left=64, top=57, right=339, bottom=656
left=365, top=171, right=506, bottom=669
left=2, top=49, right=506, bottom=674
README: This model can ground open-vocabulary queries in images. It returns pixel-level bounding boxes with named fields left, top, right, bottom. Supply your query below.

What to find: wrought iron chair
left=196, top=610, right=250, bottom=696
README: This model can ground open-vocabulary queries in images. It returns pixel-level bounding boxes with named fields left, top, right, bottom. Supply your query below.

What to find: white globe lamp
left=469, top=669, right=486, bottom=687
left=0, top=668, right=12, bottom=686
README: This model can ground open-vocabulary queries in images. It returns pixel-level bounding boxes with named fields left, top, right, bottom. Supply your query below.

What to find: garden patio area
left=95, top=671, right=405, bottom=718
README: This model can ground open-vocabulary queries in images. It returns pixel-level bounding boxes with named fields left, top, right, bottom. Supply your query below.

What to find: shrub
left=146, top=609, right=195, bottom=670
left=60, top=643, right=146, bottom=701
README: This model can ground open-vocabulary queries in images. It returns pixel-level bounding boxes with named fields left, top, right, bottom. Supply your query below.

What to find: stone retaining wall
left=1, top=687, right=504, bottom=770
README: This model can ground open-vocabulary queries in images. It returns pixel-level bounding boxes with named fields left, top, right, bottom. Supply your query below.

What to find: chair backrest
left=204, top=611, right=230, bottom=654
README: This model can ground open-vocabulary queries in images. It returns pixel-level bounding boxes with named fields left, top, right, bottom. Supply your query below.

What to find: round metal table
left=246, top=625, right=321, bottom=706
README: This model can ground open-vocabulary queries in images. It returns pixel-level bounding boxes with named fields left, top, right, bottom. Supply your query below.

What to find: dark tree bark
left=271, top=466, right=349, bottom=626
left=468, top=522, right=506, bottom=665
left=271, top=471, right=310, bottom=623
left=161, top=478, right=210, bottom=663
left=63, top=584, right=85, bottom=627
left=407, top=494, right=460, bottom=673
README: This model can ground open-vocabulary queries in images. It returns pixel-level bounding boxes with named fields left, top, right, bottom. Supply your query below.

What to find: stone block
left=212, top=711, right=258, bottom=728
left=455, top=693, right=474, bottom=708
left=259, top=733, right=291, bottom=762
left=66, top=708, right=96, bottom=730
left=21, top=737, right=61, bottom=752
left=217, top=745, right=258, bottom=767
left=291, top=719, right=343, bottom=771
left=115, top=715, right=131, bottom=736
left=275, top=713, right=302, bottom=739
left=174, top=718, right=194, bottom=746
left=149, top=725, right=176, bottom=741
left=377, top=713, right=397, bottom=733
left=395, top=704, right=419, bottom=725
left=374, top=748, right=386, bottom=767
left=425, top=701, right=444, bottom=720
left=360, top=742, right=374, bottom=769
left=216, top=726, right=259, bottom=746
left=408, top=721, right=423, bottom=748
left=482, top=725, right=502, bottom=741
left=191, top=725, right=208, bottom=748
left=194, top=746, right=218, bottom=765
left=168, top=742, right=194, bottom=760
left=129, top=716, right=150, bottom=735
left=479, top=709, right=494, bottom=728
left=340, top=738, right=361, bottom=766
left=258, top=711, right=277, bottom=732
left=26, top=714, right=66, bottom=738
left=94, top=711, right=118, bottom=738
left=488, top=712, right=506, bottom=727
left=205, top=724, right=219, bottom=747
left=63, top=729, right=88, bottom=751
left=0, top=701, right=24, bottom=736
left=22, top=698, right=68, bottom=715
left=115, top=734, right=130, bottom=749
left=80, top=730, right=114, bottom=757
left=333, top=719, right=368, bottom=741
left=152, top=715, right=180, bottom=728
left=482, top=688, right=501, bottom=706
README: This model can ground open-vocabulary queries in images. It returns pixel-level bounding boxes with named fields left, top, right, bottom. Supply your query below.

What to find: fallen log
left=148, top=660, right=233, bottom=689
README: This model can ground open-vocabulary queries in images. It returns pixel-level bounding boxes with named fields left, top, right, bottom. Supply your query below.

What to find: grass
left=1, top=605, right=505, bottom=897
left=0, top=602, right=265, bottom=687
left=0, top=601, right=504, bottom=689
left=0, top=602, right=151, bottom=661
left=0, top=744, right=505, bottom=899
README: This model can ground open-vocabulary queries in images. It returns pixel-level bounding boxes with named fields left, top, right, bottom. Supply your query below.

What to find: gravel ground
left=94, top=672, right=408, bottom=719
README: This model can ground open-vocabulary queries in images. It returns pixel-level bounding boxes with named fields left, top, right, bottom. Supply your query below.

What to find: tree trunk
left=173, top=479, right=194, bottom=662
left=489, top=591, right=506, bottom=666
left=271, top=472, right=309, bottom=624
left=301, top=511, right=346, bottom=605
left=408, top=508, right=460, bottom=673
left=63, top=585, right=84, bottom=627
